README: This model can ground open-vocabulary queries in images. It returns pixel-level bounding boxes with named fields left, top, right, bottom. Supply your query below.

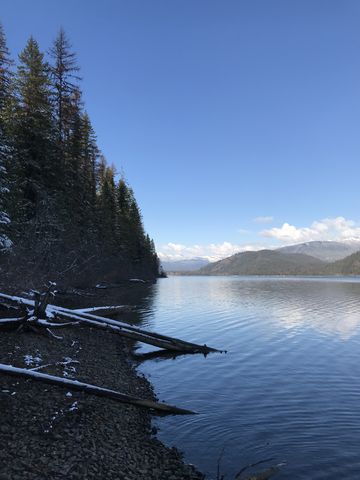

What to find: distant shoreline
left=166, top=272, right=360, bottom=278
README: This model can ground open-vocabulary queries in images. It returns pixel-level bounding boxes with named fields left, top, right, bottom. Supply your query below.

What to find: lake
left=136, top=276, right=360, bottom=479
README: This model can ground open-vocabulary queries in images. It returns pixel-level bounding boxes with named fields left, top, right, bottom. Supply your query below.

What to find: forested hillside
left=324, top=251, right=360, bottom=275
left=0, top=25, right=159, bottom=285
left=196, top=250, right=326, bottom=276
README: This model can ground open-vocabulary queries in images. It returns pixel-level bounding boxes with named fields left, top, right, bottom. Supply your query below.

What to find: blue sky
left=2, top=0, right=360, bottom=260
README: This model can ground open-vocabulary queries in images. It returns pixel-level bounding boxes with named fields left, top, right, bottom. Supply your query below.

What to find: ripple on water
left=137, top=276, right=360, bottom=479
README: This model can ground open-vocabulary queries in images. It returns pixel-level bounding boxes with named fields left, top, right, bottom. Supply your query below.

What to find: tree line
left=0, top=24, right=160, bottom=284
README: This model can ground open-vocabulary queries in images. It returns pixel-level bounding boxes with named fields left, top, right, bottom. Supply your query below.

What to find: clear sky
left=2, top=0, right=360, bottom=260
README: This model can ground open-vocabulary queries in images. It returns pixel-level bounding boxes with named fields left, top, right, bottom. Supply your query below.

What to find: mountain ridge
left=163, top=241, right=360, bottom=276
left=188, top=241, right=360, bottom=276
left=276, top=240, right=360, bottom=262
left=196, top=249, right=327, bottom=276
left=161, top=257, right=210, bottom=272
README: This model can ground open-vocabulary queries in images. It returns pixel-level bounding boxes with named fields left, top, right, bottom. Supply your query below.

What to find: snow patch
left=69, top=401, right=78, bottom=412
left=24, top=353, right=42, bottom=367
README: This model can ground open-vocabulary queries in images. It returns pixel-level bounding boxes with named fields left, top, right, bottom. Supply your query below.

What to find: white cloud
left=158, top=241, right=266, bottom=262
left=253, top=216, right=274, bottom=224
left=261, top=217, right=360, bottom=244
left=158, top=217, right=360, bottom=263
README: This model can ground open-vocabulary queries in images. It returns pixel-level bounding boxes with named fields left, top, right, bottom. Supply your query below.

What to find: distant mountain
left=277, top=241, right=360, bottom=262
left=161, top=257, right=210, bottom=272
left=196, top=250, right=326, bottom=276
left=324, top=251, right=360, bottom=275
left=167, top=241, right=360, bottom=276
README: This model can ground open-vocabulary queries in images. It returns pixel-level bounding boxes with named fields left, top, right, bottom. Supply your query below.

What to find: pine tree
left=96, top=154, right=107, bottom=188
left=149, top=237, right=160, bottom=275
left=0, top=24, right=13, bottom=251
left=117, top=177, right=130, bottom=215
left=49, top=30, right=82, bottom=240
left=115, top=178, right=159, bottom=271
left=62, top=88, right=82, bottom=212
left=0, top=23, right=13, bottom=110
left=14, top=37, right=58, bottom=243
left=0, top=25, right=160, bottom=280
left=0, top=152, right=12, bottom=252
left=126, top=188, right=146, bottom=264
left=97, top=165, right=117, bottom=248
left=0, top=129, right=12, bottom=251
left=65, top=108, right=99, bottom=240
left=49, top=28, right=80, bottom=144
left=115, top=177, right=132, bottom=255
left=79, top=112, right=97, bottom=219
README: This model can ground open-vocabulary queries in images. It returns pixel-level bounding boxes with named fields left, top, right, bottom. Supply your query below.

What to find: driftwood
left=53, top=303, right=220, bottom=353
left=0, top=291, right=220, bottom=354
left=0, top=363, right=195, bottom=415
left=0, top=287, right=220, bottom=415
left=73, top=305, right=131, bottom=317
left=54, top=309, right=217, bottom=353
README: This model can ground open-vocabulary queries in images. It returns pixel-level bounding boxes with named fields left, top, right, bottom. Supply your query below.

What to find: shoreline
left=0, top=284, right=204, bottom=480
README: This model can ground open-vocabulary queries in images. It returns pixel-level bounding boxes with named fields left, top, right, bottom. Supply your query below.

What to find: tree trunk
left=0, top=363, right=195, bottom=415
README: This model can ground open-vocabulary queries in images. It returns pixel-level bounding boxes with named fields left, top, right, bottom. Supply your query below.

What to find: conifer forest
left=0, top=25, right=160, bottom=286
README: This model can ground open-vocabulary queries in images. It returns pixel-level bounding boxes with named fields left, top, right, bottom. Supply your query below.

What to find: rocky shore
left=0, top=285, right=205, bottom=480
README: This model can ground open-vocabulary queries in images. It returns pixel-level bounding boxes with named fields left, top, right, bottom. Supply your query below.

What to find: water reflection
left=149, top=276, right=360, bottom=341
left=137, top=276, right=360, bottom=479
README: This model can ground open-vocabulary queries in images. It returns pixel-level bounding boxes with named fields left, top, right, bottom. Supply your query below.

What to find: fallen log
left=37, top=319, right=80, bottom=328
left=53, top=309, right=211, bottom=352
left=0, top=317, right=79, bottom=330
left=0, top=363, right=196, bottom=415
left=0, top=292, right=44, bottom=308
left=0, top=292, right=220, bottom=354
left=51, top=306, right=219, bottom=353
left=0, top=317, right=24, bottom=329
left=55, top=308, right=218, bottom=353
left=0, top=302, right=22, bottom=312
left=73, top=305, right=131, bottom=317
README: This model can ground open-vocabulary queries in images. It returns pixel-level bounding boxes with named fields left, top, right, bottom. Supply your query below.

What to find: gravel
left=0, top=287, right=205, bottom=480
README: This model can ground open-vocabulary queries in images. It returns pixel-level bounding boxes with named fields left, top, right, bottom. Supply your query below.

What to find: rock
left=0, top=292, right=204, bottom=480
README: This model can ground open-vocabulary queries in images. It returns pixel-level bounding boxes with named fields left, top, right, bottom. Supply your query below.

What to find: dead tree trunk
left=0, top=292, right=221, bottom=354
left=0, top=363, right=196, bottom=415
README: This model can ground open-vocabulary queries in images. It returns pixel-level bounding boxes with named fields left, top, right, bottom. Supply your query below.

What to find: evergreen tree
left=14, top=37, right=58, bottom=242
left=0, top=116, right=12, bottom=252
left=115, top=177, right=132, bottom=254
left=0, top=156, right=11, bottom=252
left=62, top=87, right=83, bottom=217
left=0, top=25, right=160, bottom=280
left=117, top=177, right=130, bottom=215
left=0, top=24, right=13, bottom=251
left=126, top=188, right=146, bottom=263
left=49, top=29, right=82, bottom=239
left=97, top=165, right=117, bottom=247
left=49, top=28, right=80, bottom=144
left=0, top=23, right=13, bottom=110
left=79, top=112, right=97, bottom=219
left=65, top=107, right=99, bottom=240
left=96, top=154, right=107, bottom=188
left=149, top=237, right=160, bottom=275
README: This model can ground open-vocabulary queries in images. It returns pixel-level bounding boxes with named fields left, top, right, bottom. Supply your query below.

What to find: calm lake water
left=136, top=276, right=360, bottom=479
